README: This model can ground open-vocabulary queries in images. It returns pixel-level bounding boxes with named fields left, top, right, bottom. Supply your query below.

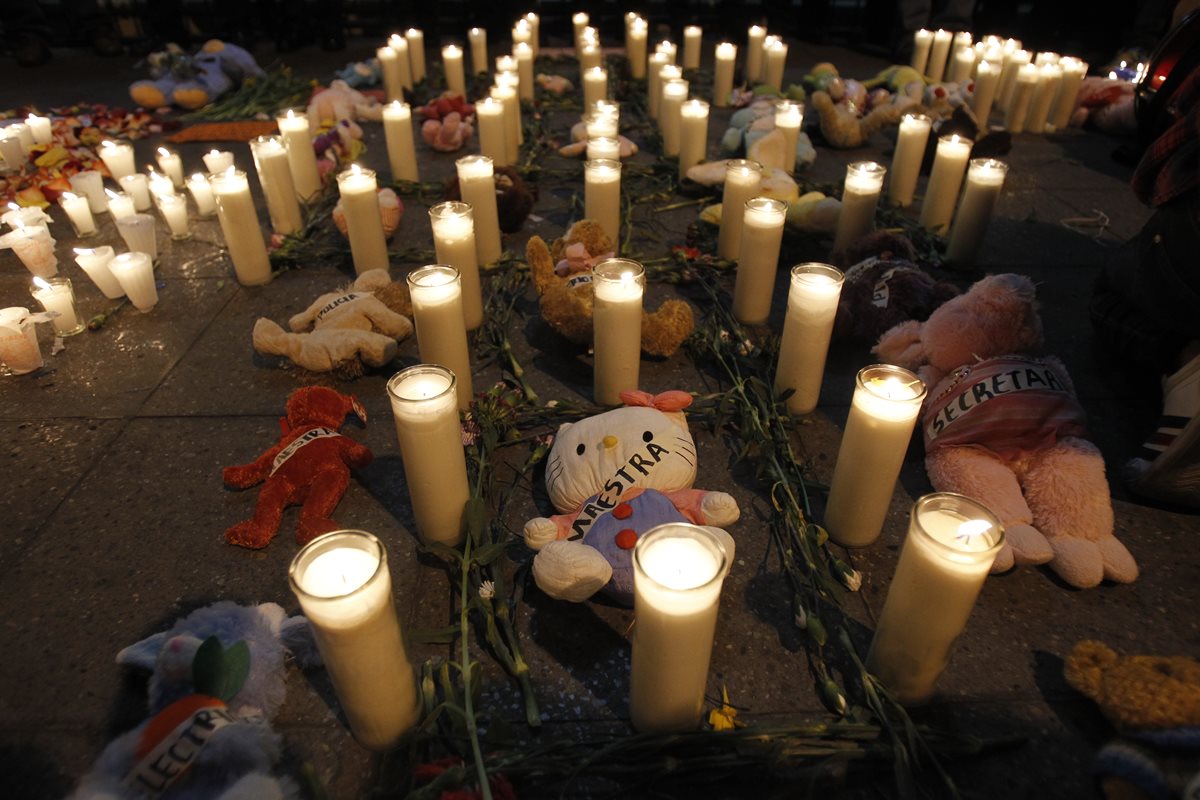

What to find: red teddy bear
left=223, top=386, right=372, bottom=549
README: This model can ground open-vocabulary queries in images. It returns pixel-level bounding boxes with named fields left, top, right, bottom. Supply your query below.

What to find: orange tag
left=126, top=695, right=234, bottom=793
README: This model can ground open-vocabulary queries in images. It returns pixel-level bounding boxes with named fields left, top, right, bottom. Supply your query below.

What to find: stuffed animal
left=919, top=80, right=975, bottom=121
left=332, top=188, right=402, bottom=239
left=253, top=269, right=413, bottom=378
left=526, top=220, right=694, bottom=356
left=558, top=120, right=640, bottom=159
left=307, top=79, right=382, bottom=127
left=223, top=386, right=373, bottom=549
left=523, top=390, right=740, bottom=604
left=444, top=166, right=534, bottom=233
left=1071, top=76, right=1137, bottom=134
left=335, top=59, right=382, bottom=89
left=719, top=98, right=816, bottom=171
left=810, top=89, right=907, bottom=148
left=874, top=273, right=1138, bottom=587
left=422, top=111, right=474, bottom=152
left=129, top=40, right=264, bottom=111
left=66, top=601, right=316, bottom=799
left=537, top=73, right=574, bottom=94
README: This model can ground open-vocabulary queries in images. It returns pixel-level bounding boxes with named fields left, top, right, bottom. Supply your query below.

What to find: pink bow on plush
left=554, top=242, right=614, bottom=277
left=620, top=390, right=693, bottom=412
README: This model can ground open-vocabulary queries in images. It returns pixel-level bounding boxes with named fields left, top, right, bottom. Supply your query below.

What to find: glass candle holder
left=31, top=276, right=85, bottom=336
left=105, top=189, right=136, bottom=221
left=98, top=140, right=136, bottom=181
left=428, top=201, right=483, bottom=331
left=774, top=263, right=846, bottom=415
left=946, top=158, right=1009, bottom=267
left=116, top=212, right=159, bottom=262
left=678, top=99, right=710, bottom=180
left=586, top=136, right=621, bottom=162
left=68, top=170, right=106, bottom=214
left=584, top=158, right=622, bottom=247
left=0, top=225, right=58, bottom=278
left=454, top=155, right=501, bottom=265
left=108, top=251, right=158, bottom=312
left=833, top=161, right=887, bottom=253
left=209, top=168, right=272, bottom=286
left=383, top=101, right=421, bottom=181
left=592, top=258, right=645, bottom=405
left=119, top=174, right=153, bottom=211
left=0, top=307, right=44, bottom=374
left=889, top=114, right=932, bottom=207
left=156, top=192, right=191, bottom=240
left=59, top=191, right=98, bottom=237
left=74, top=245, right=125, bottom=299
left=201, top=149, right=234, bottom=175
left=717, top=159, right=763, bottom=260
left=186, top=173, right=217, bottom=216
left=250, top=135, right=303, bottom=235
left=774, top=100, right=804, bottom=173
left=406, top=265, right=474, bottom=410
left=732, top=196, right=788, bottom=325
left=155, top=147, right=184, bottom=186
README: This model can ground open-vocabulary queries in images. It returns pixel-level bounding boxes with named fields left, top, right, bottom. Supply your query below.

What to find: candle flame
left=955, top=519, right=993, bottom=543
left=157, top=147, right=171, bottom=157
left=223, top=166, right=237, bottom=178
left=8, top=202, right=20, bottom=212
left=350, top=163, right=363, bottom=176
left=62, top=191, right=78, bottom=201
left=190, top=172, right=205, bottom=182
left=105, top=188, right=119, bottom=199
left=406, top=27, right=421, bottom=36
left=445, top=44, right=461, bottom=55
left=285, top=109, right=296, bottom=120
left=33, top=276, right=51, bottom=290
left=73, top=247, right=95, bottom=255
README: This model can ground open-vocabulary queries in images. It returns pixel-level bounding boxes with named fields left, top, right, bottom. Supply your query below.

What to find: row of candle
left=0, top=114, right=54, bottom=172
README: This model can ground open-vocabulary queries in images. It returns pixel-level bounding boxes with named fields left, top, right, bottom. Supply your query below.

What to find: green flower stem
left=457, top=531, right=493, bottom=800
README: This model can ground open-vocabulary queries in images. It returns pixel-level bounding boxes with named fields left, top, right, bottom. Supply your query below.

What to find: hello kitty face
left=545, top=404, right=698, bottom=513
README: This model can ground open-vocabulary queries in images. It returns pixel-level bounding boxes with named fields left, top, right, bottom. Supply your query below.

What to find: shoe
left=1125, top=352, right=1200, bottom=507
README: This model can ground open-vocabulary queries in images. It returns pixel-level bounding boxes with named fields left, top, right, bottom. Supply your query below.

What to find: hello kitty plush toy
left=523, top=390, right=741, bottom=605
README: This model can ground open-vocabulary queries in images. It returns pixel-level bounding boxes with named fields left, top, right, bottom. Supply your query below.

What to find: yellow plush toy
left=525, top=220, right=694, bottom=356
left=1065, top=640, right=1200, bottom=731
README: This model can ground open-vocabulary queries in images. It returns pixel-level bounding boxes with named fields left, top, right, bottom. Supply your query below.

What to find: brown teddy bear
left=525, top=219, right=694, bottom=356
left=810, top=89, right=907, bottom=149
left=252, top=269, right=413, bottom=378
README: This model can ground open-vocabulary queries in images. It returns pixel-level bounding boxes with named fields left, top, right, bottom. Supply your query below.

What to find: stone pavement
left=1, top=33, right=1197, bottom=800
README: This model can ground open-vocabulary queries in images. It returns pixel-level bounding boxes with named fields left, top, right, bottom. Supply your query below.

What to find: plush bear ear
left=873, top=319, right=927, bottom=369
left=116, top=631, right=169, bottom=669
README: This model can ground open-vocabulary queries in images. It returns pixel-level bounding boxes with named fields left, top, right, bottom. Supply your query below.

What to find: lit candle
left=3, top=203, right=49, bottom=231
left=946, top=158, right=1008, bottom=267
left=647, top=52, right=670, bottom=119
left=468, top=28, right=488, bottom=74
left=970, top=60, right=1001, bottom=125
left=68, top=170, right=106, bottom=214
left=0, top=225, right=57, bottom=278
left=0, top=129, right=25, bottom=172
left=732, top=197, right=787, bottom=325
left=1024, top=62, right=1063, bottom=134
left=824, top=365, right=927, bottom=547
left=155, top=147, right=184, bottom=186
left=387, top=365, right=471, bottom=542
left=185, top=173, right=216, bottom=216
left=8, top=123, right=33, bottom=152
left=833, top=161, right=887, bottom=253
left=584, top=110, right=619, bottom=140
left=919, top=134, right=973, bottom=233
left=572, top=12, right=590, bottom=50
left=717, top=159, right=762, bottom=261
left=1035, top=50, right=1060, bottom=67
left=997, top=49, right=1031, bottom=112
left=455, top=155, right=502, bottom=265
left=277, top=109, right=323, bottom=201
left=98, top=140, right=136, bottom=180
left=1050, top=57, right=1089, bottom=131
left=678, top=99, right=709, bottom=180
left=377, top=41, right=411, bottom=102
left=474, top=97, right=507, bottom=167
left=31, top=276, right=84, bottom=336
left=774, top=264, right=845, bottom=415
left=660, top=78, right=689, bottom=157
left=585, top=158, right=622, bottom=247
left=115, top=212, right=158, bottom=262
left=378, top=102, right=419, bottom=183
left=745, top=25, right=766, bottom=83
left=147, top=168, right=176, bottom=202
left=953, top=31, right=973, bottom=55
left=629, top=523, right=729, bottom=732
left=108, top=251, right=159, bottom=312
left=682, top=25, right=702, bottom=70
left=119, top=174, right=152, bottom=211
left=579, top=42, right=602, bottom=73
left=289, top=530, right=422, bottom=749
left=336, top=165, right=389, bottom=276
left=406, top=29, right=426, bottom=83
left=490, top=84, right=521, bottom=165
left=911, top=29, right=933, bottom=75
left=59, top=191, right=97, bottom=237
left=209, top=169, right=272, bottom=286
left=583, top=66, right=608, bottom=113
left=586, top=136, right=621, bottom=161
left=202, top=149, right=234, bottom=175
left=713, top=42, right=737, bottom=107
left=524, top=12, right=540, bottom=58
left=429, top=201, right=483, bottom=331
left=25, top=114, right=51, bottom=145
left=250, top=135, right=303, bottom=235
left=866, top=493, right=1004, bottom=705
left=512, top=19, right=531, bottom=51
left=926, top=29, right=952, bottom=82
left=774, top=100, right=803, bottom=173
left=593, top=259, right=644, bottom=404
left=156, top=192, right=191, bottom=240
left=628, top=17, right=648, bottom=79
left=0, top=307, right=44, bottom=374
left=74, top=245, right=124, bottom=299
left=406, top=266, right=475, bottom=411
left=496, top=54, right=516, bottom=76
left=443, top=44, right=466, bottom=97
left=763, top=38, right=788, bottom=90
left=514, top=42, right=534, bottom=102
left=888, top=113, right=932, bottom=208
left=656, top=39, right=677, bottom=64
left=947, top=45, right=976, bottom=84
left=1005, top=63, right=1039, bottom=133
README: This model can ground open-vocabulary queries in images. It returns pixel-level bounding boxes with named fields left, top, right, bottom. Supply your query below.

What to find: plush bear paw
left=1005, top=523, right=1054, bottom=566
left=532, top=540, right=612, bottom=602
left=225, top=520, right=274, bottom=550
left=524, top=517, right=558, bottom=550
left=700, top=491, right=740, bottom=528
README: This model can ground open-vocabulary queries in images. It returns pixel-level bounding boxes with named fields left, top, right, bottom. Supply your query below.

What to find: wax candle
left=98, top=140, right=136, bottom=180
left=26, top=114, right=51, bottom=145
left=927, top=29, right=952, bottom=82
left=997, top=49, right=1032, bottom=112
left=583, top=66, right=608, bottom=113
left=119, top=174, right=152, bottom=211
left=593, top=259, right=644, bottom=404
left=74, top=246, right=124, bottom=298
left=1050, top=57, right=1088, bottom=131
left=8, top=123, right=33, bottom=152
left=774, top=264, right=845, bottom=414
left=628, top=17, right=648, bottom=79
left=585, top=158, right=622, bottom=247
left=971, top=60, right=1001, bottom=125
left=405, top=266, right=475, bottom=411
left=116, top=212, right=158, bottom=262
left=496, top=54, right=517, bottom=78
left=157, top=192, right=191, bottom=240
left=2, top=204, right=49, bottom=231
left=101, top=190, right=131, bottom=223
left=717, top=159, right=762, bottom=261
left=833, top=161, right=887, bottom=253
left=387, top=364, right=471, bottom=543
left=713, top=42, right=737, bottom=107
left=629, top=523, right=729, bottom=732
left=678, top=99, right=709, bottom=180
left=866, top=493, right=1004, bottom=705
left=1005, top=63, right=1039, bottom=132
left=888, top=113, right=932, bottom=208
left=108, top=251, right=159, bottom=312
left=289, top=531, right=422, bottom=749
left=514, top=42, right=534, bottom=102
left=377, top=102, right=419, bottom=184
left=584, top=110, right=618, bottom=140
left=1035, top=50, right=1060, bottom=67
left=0, top=307, right=44, bottom=374
left=455, top=155, right=502, bottom=265
left=579, top=42, right=602, bottom=73
left=1, top=225, right=57, bottom=278
left=197, top=148, right=232, bottom=175
left=155, top=147, right=184, bottom=187
left=490, top=84, right=521, bottom=164
left=185, top=173, right=216, bottom=216
left=336, top=165, right=389, bottom=276
left=468, top=28, right=488, bottom=74
left=524, top=12, right=540, bottom=58
left=30, top=276, right=84, bottom=336
left=1025, top=63, right=1063, bottom=133
left=948, top=46, right=976, bottom=84
left=682, top=26, right=702, bottom=71
left=660, top=78, right=689, bottom=157
left=277, top=109, right=323, bottom=201
left=746, top=25, right=766, bottom=83
left=249, top=136, right=302, bottom=235
left=763, top=39, right=788, bottom=90
left=377, top=41, right=411, bottom=102
left=911, top=29, right=933, bottom=74
left=572, top=12, right=589, bottom=49
left=429, top=201, right=483, bottom=331
left=919, top=134, right=973, bottom=233
left=68, top=170, right=106, bottom=214
left=0, top=130, right=25, bottom=172
left=496, top=69, right=524, bottom=144
left=774, top=100, right=803, bottom=173
left=406, top=29, right=426, bottom=83
left=443, top=45, right=466, bottom=97
left=647, top=52, right=670, bottom=119
left=209, top=169, right=272, bottom=286
left=512, top=19, right=530, bottom=50
left=953, top=31, right=973, bottom=54
left=148, top=169, right=176, bottom=202
left=824, top=365, right=927, bottom=547
left=946, top=158, right=1008, bottom=267
left=656, top=39, right=677, bottom=64
left=587, top=136, right=621, bottom=161
left=59, top=191, right=97, bottom=237
left=732, top=197, right=787, bottom=325
left=474, top=97, right=507, bottom=167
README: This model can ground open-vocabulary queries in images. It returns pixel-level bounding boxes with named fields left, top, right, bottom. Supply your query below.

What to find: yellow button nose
left=602, top=435, right=618, bottom=449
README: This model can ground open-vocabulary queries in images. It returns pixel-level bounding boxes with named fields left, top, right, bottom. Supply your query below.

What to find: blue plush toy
left=130, top=40, right=264, bottom=111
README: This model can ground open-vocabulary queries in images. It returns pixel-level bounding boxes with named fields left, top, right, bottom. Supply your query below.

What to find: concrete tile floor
left=0, top=32, right=1198, bottom=800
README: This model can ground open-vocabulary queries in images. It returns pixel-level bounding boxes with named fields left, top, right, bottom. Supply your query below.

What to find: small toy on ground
left=445, top=166, right=534, bottom=233
left=332, top=187, right=402, bottom=238
left=524, top=390, right=740, bottom=604
left=223, top=386, right=373, bottom=549
left=718, top=98, right=816, bottom=171
left=129, top=40, right=265, bottom=111
left=306, top=79, right=382, bottom=127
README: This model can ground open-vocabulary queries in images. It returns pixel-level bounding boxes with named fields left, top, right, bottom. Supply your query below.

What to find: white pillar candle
left=866, top=493, right=1004, bottom=705
left=926, top=29, right=952, bottom=82
left=1034, top=50, right=1060, bottom=67
left=147, top=169, right=175, bottom=202
left=660, top=78, right=689, bottom=157
left=68, top=170, right=106, bottom=214
left=1, top=225, right=57, bottom=278
left=512, top=19, right=531, bottom=50
left=997, top=49, right=1031, bottom=112
left=98, top=140, right=136, bottom=180
left=157, top=192, right=191, bottom=240
left=947, top=45, right=976, bottom=84
left=185, top=173, right=217, bottom=216
left=713, top=42, right=737, bottom=107
left=155, top=147, right=184, bottom=187
left=579, top=43, right=602, bottom=73
left=630, top=523, right=728, bottom=732
left=406, top=29, right=426, bottom=83
left=1005, top=63, right=1039, bottom=133
left=824, top=365, right=927, bottom=547
left=514, top=42, right=534, bottom=102
left=774, top=100, right=803, bottom=173
left=108, top=251, right=159, bottom=312
left=587, top=136, right=621, bottom=161
left=406, top=267, right=475, bottom=411
left=833, top=161, right=887, bottom=253
left=429, top=201, right=483, bottom=331
left=911, top=29, right=933, bottom=75
left=380, top=102, right=420, bottom=183
left=919, top=134, right=973, bottom=233
left=336, top=165, right=389, bottom=276
left=583, top=66, right=608, bottom=112
left=946, top=158, right=1008, bottom=267
left=628, top=18, right=648, bottom=80
left=572, top=12, right=589, bottom=51
left=74, top=245, right=124, bottom=298
left=8, top=123, right=33, bottom=152
left=455, top=155, right=502, bottom=265
left=524, top=12, right=539, bottom=59
left=775, top=264, right=845, bottom=415
left=468, top=28, right=488, bottom=74
left=953, top=31, right=973, bottom=54
left=115, top=213, right=158, bottom=262
left=209, top=169, right=272, bottom=286
left=277, top=108, right=323, bottom=202
left=289, top=531, right=422, bottom=749
left=443, top=45, right=466, bottom=97
left=387, top=364, right=471, bottom=541
left=682, top=26, right=702, bottom=71
left=26, top=114, right=52, bottom=145
left=31, top=276, right=84, bottom=336
left=474, top=97, right=508, bottom=167
left=746, top=25, right=766, bottom=83
left=678, top=99, right=709, bottom=180
left=1050, top=57, right=1088, bottom=131
left=593, top=258, right=644, bottom=404
left=101, top=189, right=129, bottom=222
left=0, top=130, right=25, bottom=172
left=970, top=60, right=1002, bottom=125
left=717, top=159, right=762, bottom=261
left=59, top=191, right=97, bottom=237
left=888, top=113, right=932, bottom=208
left=647, top=52, right=670, bottom=119
left=593, top=99, right=620, bottom=125
left=585, top=158, right=622, bottom=247
left=495, top=54, right=516, bottom=76
left=1024, top=63, right=1063, bottom=133
left=490, top=84, right=521, bottom=165
left=119, top=174, right=152, bottom=211
left=763, top=39, right=788, bottom=90
left=386, top=34, right=414, bottom=90
left=584, top=110, right=619, bottom=140
left=657, top=39, right=677, bottom=65
left=377, top=42, right=411, bottom=102
left=0, top=307, right=44, bottom=374
left=732, top=197, right=787, bottom=325
left=250, top=135, right=302, bottom=235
